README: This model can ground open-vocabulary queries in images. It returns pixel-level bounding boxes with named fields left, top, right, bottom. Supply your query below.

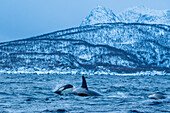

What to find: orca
left=148, top=92, right=166, bottom=100
left=73, top=76, right=102, bottom=96
left=54, top=76, right=102, bottom=96
left=54, top=84, right=73, bottom=95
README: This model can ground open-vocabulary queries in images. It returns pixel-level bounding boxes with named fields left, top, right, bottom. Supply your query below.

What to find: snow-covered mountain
left=80, top=6, right=119, bottom=26
left=0, top=6, right=169, bottom=74
left=0, top=23, right=169, bottom=74
left=118, top=6, right=170, bottom=25
left=81, top=6, right=170, bottom=26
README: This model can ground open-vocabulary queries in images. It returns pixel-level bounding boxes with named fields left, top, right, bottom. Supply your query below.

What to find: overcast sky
left=0, top=0, right=169, bottom=42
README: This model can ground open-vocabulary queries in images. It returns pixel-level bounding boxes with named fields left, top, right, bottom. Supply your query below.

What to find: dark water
left=0, top=74, right=169, bottom=113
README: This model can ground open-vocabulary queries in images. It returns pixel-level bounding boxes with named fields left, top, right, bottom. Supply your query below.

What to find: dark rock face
left=0, top=23, right=169, bottom=74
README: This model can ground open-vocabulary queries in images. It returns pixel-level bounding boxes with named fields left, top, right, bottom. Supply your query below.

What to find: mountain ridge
left=0, top=6, right=169, bottom=74
left=118, top=6, right=170, bottom=25
left=81, top=6, right=170, bottom=26
left=80, top=5, right=119, bottom=26
left=0, top=23, right=169, bottom=74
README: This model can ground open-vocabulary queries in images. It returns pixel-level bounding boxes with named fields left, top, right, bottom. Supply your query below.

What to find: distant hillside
left=0, top=23, right=169, bottom=74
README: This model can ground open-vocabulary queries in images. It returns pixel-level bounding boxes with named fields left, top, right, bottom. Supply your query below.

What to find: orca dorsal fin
left=81, top=76, right=88, bottom=90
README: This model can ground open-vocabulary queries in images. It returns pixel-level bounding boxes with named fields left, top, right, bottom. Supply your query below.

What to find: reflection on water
left=0, top=74, right=169, bottom=113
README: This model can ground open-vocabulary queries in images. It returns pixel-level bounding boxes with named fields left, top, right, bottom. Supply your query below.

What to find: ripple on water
left=0, top=74, right=169, bottom=113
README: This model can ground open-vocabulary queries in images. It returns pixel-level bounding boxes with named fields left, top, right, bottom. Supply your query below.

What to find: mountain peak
left=80, top=6, right=119, bottom=26
left=127, top=6, right=167, bottom=16
left=118, top=6, right=170, bottom=25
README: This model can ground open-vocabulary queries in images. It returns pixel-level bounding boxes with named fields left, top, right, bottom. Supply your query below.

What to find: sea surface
left=0, top=74, right=169, bottom=113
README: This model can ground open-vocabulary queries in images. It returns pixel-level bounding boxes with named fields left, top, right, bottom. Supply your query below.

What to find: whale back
left=81, top=76, right=88, bottom=90
left=54, top=84, right=73, bottom=95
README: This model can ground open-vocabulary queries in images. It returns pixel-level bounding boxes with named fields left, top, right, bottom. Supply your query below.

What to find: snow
left=80, top=5, right=119, bottom=26
left=0, top=69, right=168, bottom=76
left=79, top=54, right=91, bottom=60
left=125, top=6, right=167, bottom=16
left=118, top=6, right=169, bottom=25
left=81, top=6, right=169, bottom=26
left=0, top=6, right=169, bottom=75
left=114, top=71, right=167, bottom=76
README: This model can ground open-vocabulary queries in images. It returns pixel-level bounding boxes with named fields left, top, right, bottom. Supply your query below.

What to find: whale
left=148, top=92, right=166, bottom=100
left=54, top=84, right=73, bottom=95
left=73, top=76, right=102, bottom=96
left=54, top=76, right=102, bottom=96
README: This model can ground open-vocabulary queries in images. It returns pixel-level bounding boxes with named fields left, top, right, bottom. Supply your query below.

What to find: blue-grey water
left=0, top=74, right=169, bottom=113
